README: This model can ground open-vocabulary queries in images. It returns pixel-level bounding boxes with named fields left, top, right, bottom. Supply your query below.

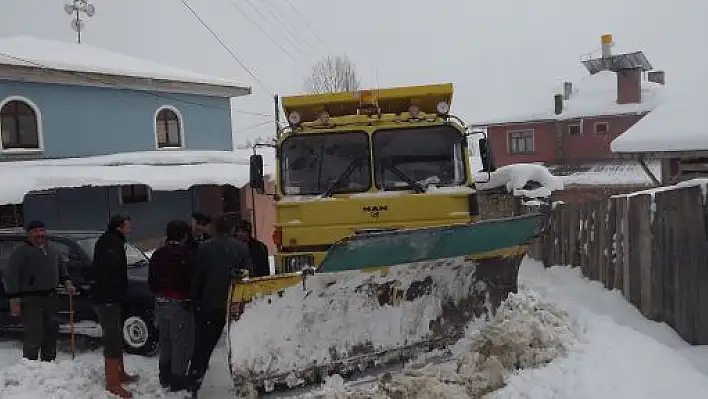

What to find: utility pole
left=274, top=94, right=281, bottom=139
left=64, top=0, right=95, bottom=44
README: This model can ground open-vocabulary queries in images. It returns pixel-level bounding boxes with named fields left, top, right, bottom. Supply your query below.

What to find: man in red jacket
left=148, top=220, right=195, bottom=393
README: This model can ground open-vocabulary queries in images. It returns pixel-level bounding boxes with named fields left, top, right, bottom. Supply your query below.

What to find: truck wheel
left=122, top=312, right=158, bottom=356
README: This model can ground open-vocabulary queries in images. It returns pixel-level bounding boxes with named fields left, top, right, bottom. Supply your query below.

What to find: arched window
left=155, top=107, right=183, bottom=148
left=0, top=99, right=40, bottom=150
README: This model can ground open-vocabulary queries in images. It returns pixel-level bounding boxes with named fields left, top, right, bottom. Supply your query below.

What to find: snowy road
left=1, top=258, right=708, bottom=398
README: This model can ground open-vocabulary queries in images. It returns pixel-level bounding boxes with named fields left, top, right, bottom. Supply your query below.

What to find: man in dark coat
left=1, top=220, right=75, bottom=361
left=148, top=220, right=195, bottom=393
left=92, top=214, right=138, bottom=399
left=187, top=215, right=252, bottom=397
left=188, top=212, right=212, bottom=250
left=234, top=219, right=271, bottom=277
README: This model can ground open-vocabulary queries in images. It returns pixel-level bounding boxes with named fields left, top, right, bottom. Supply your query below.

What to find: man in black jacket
left=92, top=214, right=138, bottom=399
left=187, top=215, right=252, bottom=397
left=234, top=219, right=271, bottom=277
left=2, top=220, right=75, bottom=362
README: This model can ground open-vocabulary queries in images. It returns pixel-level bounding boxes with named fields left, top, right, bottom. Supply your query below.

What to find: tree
left=303, top=55, right=362, bottom=94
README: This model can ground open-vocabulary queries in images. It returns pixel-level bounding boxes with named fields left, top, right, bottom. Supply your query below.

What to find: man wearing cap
left=234, top=220, right=270, bottom=278
left=1, top=220, right=76, bottom=362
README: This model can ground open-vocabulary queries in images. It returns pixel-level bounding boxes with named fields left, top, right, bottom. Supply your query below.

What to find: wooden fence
left=528, top=183, right=708, bottom=345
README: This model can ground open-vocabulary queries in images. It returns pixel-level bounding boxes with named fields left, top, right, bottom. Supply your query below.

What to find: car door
left=50, top=239, right=97, bottom=324
left=0, top=238, right=27, bottom=328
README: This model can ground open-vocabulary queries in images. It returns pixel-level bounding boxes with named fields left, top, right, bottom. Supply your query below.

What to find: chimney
left=648, top=70, right=665, bottom=85
left=563, top=81, right=572, bottom=100
left=554, top=94, right=563, bottom=115
left=601, top=33, right=613, bottom=58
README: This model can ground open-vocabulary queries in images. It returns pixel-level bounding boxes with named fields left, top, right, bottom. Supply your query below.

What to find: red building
left=475, top=34, right=665, bottom=169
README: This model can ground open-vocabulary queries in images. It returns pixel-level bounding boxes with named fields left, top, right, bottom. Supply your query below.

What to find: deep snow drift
left=307, top=290, right=579, bottom=398
left=301, top=259, right=708, bottom=399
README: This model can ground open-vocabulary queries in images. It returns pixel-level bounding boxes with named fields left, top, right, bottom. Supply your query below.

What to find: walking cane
left=68, top=291, right=76, bottom=360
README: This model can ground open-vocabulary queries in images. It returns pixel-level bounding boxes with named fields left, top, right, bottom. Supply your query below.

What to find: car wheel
left=122, top=312, right=158, bottom=356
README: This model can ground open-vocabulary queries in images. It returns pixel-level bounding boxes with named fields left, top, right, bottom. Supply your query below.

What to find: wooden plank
left=596, top=200, right=608, bottom=287
left=605, top=198, right=617, bottom=290
left=578, top=204, right=589, bottom=277
left=615, top=196, right=627, bottom=296
left=626, top=193, right=649, bottom=310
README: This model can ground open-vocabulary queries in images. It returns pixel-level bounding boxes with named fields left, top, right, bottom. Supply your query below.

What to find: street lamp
left=64, top=0, right=95, bottom=44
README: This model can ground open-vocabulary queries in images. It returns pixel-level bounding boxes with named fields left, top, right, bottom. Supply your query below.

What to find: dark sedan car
left=0, top=229, right=158, bottom=356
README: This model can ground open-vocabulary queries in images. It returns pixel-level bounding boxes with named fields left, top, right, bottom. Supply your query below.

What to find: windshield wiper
left=380, top=160, right=425, bottom=193
left=322, top=158, right=363, bottom=198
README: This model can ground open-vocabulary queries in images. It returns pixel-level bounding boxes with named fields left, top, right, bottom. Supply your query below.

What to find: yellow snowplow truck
left=227, top=83, right=545, bottom=394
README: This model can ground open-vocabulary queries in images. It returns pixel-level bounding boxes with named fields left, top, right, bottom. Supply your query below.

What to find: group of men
left=0, top=211, right=270, bottom=399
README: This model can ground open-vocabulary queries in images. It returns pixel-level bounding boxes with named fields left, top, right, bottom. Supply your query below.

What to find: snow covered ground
left=1, top=258, right=708, bottom=398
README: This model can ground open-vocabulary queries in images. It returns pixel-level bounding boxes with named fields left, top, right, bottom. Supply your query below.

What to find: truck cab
left=250, top=83, right=491, bottom=274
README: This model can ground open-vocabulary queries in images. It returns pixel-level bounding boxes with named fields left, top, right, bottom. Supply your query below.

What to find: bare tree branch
left=303, top=55, right=362, bottom=93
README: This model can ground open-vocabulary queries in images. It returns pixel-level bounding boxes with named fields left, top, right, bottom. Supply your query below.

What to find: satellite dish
left=85, top=4, right=95, bottom=17
left=64, top=3, right=75, bottom=15
left=70, top=19, right=84, bottom=32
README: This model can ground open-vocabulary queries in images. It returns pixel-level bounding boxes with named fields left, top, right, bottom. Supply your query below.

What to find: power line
left=179, top=0, right=273, bottom=95
left=260, top=0, right=322, bottom=58
left=241, top=0, right=314, bottom=60
left=0, top=51, right=273, bottom=117
left=283, top=0, right=333, bottom=55
left=225, top=0, right=304, bottom=66
left=232, top=120, right=273, bottom=134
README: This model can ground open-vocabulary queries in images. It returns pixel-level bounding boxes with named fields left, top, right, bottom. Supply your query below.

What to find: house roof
left=473, top=71, right=664, bottom=127
left=0, top=149, right=275, bottom=205
left=0, top=36, right=251, bottom=97
left=611, top=79, right=708, bottom=154
left=547, top=158, right=661, bottom=186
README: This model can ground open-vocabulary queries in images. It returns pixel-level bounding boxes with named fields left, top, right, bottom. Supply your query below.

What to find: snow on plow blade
left=227, top=213, right=545, bottom=394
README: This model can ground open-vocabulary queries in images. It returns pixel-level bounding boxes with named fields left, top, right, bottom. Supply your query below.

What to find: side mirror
left=249, top=154, right=265, bottom=194
left=478, top=138, right=496, bottom=173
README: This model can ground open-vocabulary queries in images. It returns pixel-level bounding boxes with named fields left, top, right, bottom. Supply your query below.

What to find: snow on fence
left=528, top=181, right=708, bottom=345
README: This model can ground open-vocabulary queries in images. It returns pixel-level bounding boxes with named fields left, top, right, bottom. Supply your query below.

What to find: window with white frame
left=155, top=107, right=182, bottom=148
left=507, top=130, right=534, bottom=154
left=120, top=184, right=151, bottom=204
left=594, top=122, right=609, bottom=135
left=0, top=99, right=40, bottom=150
left=568, top=123, right=582, bottom=135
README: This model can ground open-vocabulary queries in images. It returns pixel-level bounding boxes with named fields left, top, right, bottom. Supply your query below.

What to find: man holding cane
left=1, top=220, right=76, bottom=362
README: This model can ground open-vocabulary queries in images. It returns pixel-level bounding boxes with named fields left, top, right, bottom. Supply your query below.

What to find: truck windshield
left=373, top=125, right=466, bottom=191
left=280, top=131, right=371, bottom=196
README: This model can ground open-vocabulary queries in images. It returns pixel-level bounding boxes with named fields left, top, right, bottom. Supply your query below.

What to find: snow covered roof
left=611, top=81, right=708, bottom=153
left=474, top=71, right=664, bottom=126
left=0, top=150, right=275, bottom=205
left=0, top=36, right=250, bottom=97
left=548, top=159, right=661, bottom=186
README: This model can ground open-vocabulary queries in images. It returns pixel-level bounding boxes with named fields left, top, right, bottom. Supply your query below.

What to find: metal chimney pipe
left=563, top=82, right=572, bottom=100
left=554, top=94, right=563, bottom=115
left=601, top=33, right=613, bottom=58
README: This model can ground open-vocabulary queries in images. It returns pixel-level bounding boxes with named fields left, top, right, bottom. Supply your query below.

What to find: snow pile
left=0, top=149, right=275, bottom=205
left=229, top=257, right=483, bottom=387
left=309, top=289, right=578, bottom=399
left=0, top=359, right=105, bottom=398
left=475, top=164, right=564, bottom=198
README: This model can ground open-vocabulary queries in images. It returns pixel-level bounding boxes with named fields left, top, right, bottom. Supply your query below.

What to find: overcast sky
left=1, top=0, right=706, bottom=146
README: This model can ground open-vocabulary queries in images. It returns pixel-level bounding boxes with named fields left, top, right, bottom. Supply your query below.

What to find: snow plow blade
left=227, top=212, right=545, bottom=395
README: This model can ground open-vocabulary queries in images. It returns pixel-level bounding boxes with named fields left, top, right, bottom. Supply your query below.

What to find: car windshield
left=280, top=131, right=371, bottom=196
left=76, top=238, right=148, bottom=268
left=373, top=125, right=466, bottom=191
